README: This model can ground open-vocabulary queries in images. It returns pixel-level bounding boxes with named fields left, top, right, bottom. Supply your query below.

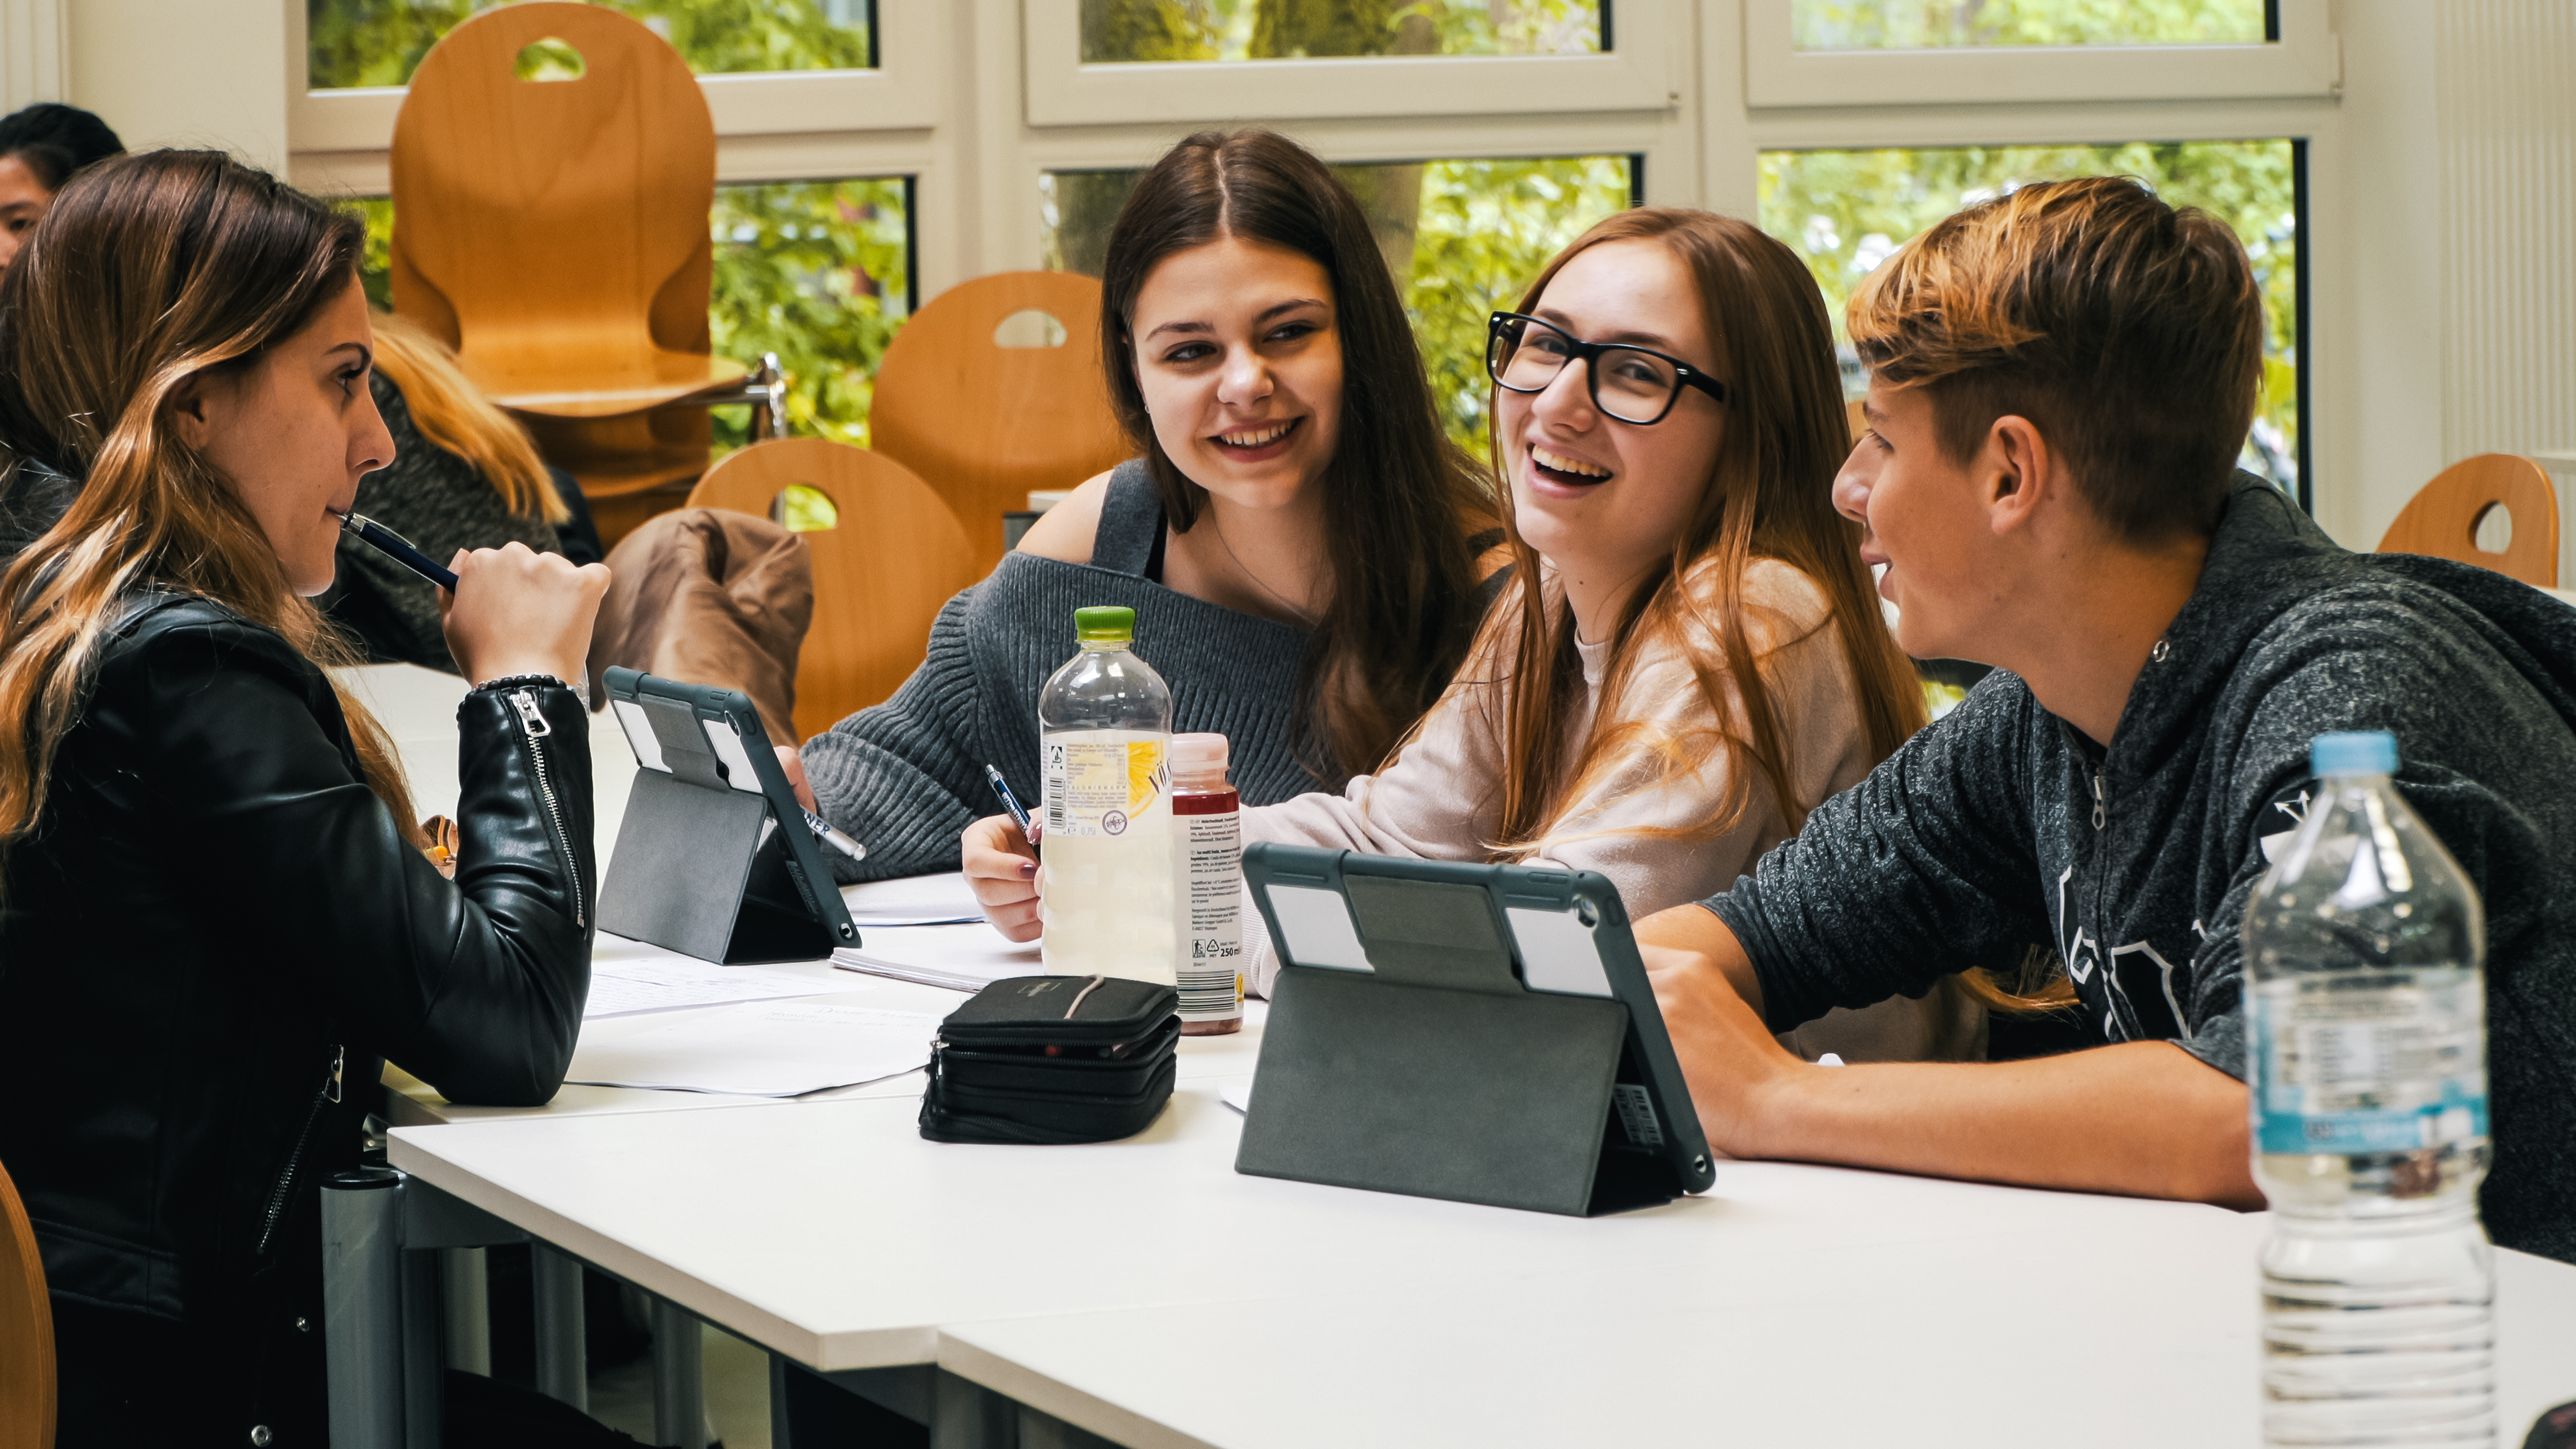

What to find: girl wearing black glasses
left=1218, top=209, right=1980, bottom=1059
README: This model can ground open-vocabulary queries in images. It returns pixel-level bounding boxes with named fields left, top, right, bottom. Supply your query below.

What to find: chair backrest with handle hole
left=390, top=1, right=731, bottom=415
left=2376, top=453, right=2561, bottom=589
left=870, top=272, right=1132, bottom=573
left=0, top=1156, right=54, bottom=1449
left=688, top=439, right=981, bottom=739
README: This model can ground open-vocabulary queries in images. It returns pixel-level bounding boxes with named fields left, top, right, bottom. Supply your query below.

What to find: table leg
left=651, top=1297, right=706, bottom=1449
left=321, top=1168, right=405, bottom=1449
left=401, top=1248, right=445, bottom=1447
left=532, top=1242, right=588, bottom=1411
left=440, top=1246, right=490, bottom=1375
left=932, top=1368, right=1019, bottom=1449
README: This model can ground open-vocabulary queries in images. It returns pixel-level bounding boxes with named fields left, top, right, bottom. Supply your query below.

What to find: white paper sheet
left=565, top=1000, right=940, bottom=1097
left=1220, top=1079, right=1253, bottom=1114
left=830, top=921, right=1041, bottom=992
left=838, top=871, right=984, bottom=926
left=584, top=956, right=841, bottom=1020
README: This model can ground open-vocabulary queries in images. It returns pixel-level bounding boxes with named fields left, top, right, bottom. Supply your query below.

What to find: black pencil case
left=920, top=975, right=1181, bottom=1144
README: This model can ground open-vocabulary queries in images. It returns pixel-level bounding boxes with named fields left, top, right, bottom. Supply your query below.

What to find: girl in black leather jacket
left=0, top=152, right=621, bottom=1446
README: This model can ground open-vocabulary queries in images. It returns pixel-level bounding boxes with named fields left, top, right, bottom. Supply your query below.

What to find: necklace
left=1205, top=502, right=1319, bottom=625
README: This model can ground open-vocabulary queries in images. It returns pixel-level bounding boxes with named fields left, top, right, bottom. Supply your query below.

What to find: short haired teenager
left=1638, top=176, right=2576, bottom=1263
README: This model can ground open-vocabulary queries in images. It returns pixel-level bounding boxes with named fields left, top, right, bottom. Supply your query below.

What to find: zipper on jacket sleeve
left=510, top=687, right=586, bottom=928
left=255, top=1042, right=342, bottom=1258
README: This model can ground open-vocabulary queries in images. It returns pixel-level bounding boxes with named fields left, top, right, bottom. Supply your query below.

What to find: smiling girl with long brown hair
left=1224, top=209, right=1978, bottom=1059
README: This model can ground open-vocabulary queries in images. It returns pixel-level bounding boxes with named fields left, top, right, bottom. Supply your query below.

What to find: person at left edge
left=0, top=150, right=627, bottom=1447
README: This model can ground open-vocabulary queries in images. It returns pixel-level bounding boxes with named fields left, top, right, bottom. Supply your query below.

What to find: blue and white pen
left=985, top=764, right=1038, bottom=842
left=330, top=507, right=459, bottom=590
left=802, top=807, right=867, bottom=862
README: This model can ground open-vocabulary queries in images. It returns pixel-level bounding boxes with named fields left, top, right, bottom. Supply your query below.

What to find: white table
left=387, top=1085, right=2576, bottom=1448
left=336, top=661, right=1273, bottom=1126
left=343, top=661, right=2576, bottom=1446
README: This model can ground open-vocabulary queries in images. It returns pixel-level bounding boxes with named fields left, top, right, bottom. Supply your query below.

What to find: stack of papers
left=566, top=1000, right=940, bottom=1097
left=585, top=953, right=838, bottom=1020
left=839, top=871, right=983, bottom=926
left=832, top=921, right=1040, bottom=992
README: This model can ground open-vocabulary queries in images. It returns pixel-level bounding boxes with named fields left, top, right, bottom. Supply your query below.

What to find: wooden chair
left=1, top=1157, right=54, bottom=1449
left=870, top=272, right=1132, bottom=572
left=390, top=1, right=739, bottom=541
left=2376, top=453, right=2561, bottom=589
left=688, top=439, right=980, bottom=740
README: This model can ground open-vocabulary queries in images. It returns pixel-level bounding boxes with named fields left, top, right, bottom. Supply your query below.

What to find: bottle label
left=1043, top=732, right=1165, bottom=839
left=1177, top=805, right=1243, bottom=1020
left=2252, top=969, right=2489, bottom=1155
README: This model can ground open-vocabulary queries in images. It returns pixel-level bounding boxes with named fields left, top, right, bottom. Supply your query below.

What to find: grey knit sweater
left=802, top=462, right=1319, bottom=883
left=1709, top=476, right=2576, bottom=1263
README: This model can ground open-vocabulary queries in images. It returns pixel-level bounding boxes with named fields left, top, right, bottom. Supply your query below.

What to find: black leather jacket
left=0, top=592, right=595, bottom=1444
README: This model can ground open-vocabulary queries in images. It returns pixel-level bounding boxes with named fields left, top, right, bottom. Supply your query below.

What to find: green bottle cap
left=1074, top=605, right=1136, bottom=641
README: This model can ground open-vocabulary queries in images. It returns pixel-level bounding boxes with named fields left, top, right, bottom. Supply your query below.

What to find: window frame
left=1020, top=0, right=1681, bottom=127
left=284, top=0, right=943, bottom=153
left=1741, top=0, right=2339, bottom=108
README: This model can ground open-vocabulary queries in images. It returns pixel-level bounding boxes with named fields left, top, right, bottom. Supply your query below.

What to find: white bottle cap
left=1171, top=733, right=1229, bottom=771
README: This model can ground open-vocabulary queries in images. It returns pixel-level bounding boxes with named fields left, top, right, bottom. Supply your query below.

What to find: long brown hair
left=0, top=150, right=423, bottom=870
left=1097, top=129, right=1491, bottom=786
left=1485, top=209, right=1925, bottom=849
left=370, top=309, right=568, bottom=525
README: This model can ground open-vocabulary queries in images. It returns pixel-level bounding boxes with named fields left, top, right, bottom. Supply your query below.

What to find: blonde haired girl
left=0, top=150, right=618, bottom=1444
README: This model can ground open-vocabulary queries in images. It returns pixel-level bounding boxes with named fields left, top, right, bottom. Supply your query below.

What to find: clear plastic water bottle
left=2243, top=730, right=2494, bottom=1448
left=1038, top=606, right=1175, bottom=983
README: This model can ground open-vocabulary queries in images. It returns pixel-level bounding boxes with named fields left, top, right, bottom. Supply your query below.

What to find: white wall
left=2436, top=0, right=2576, bottom=466
left=66, top=0, right=288, bottom=171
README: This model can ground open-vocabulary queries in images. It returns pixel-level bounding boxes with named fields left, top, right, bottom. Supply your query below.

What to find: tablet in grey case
left=1236, top=844, right=1715, bottom=1216
left=597, top=666, right=859, bottom=963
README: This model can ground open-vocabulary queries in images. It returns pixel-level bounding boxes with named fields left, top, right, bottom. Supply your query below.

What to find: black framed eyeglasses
left=1486, top=312, right=1728, bottom=425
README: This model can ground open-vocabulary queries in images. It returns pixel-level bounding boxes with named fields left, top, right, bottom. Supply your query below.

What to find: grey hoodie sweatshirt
left=1707, top=474, right=2576, bottom=1263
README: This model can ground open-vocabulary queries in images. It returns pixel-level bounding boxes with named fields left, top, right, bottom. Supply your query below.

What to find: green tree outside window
left=307, top=0, right=871, bottom=89
left=1075, top=0, right=1600, bottom=62
left=1791, top=0, right=2264, bottom=50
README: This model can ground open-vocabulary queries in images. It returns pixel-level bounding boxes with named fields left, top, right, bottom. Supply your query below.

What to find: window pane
left=1759, top=140, right=2301, bottom=491
left=1792, top=0, right=2265, bottom=50
left=708, top=177, right=909, bottom=449
left=309, top=0, right=875, bottom=89
left=1043, top=155, right=1633, bottom=453
left=351, top=175, right=910, bottom=451
left=1077, top=0, right=1601, bottom=62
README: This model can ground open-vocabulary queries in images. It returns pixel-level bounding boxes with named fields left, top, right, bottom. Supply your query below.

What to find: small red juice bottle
left=1169, top=733, right=1244, bottom=1035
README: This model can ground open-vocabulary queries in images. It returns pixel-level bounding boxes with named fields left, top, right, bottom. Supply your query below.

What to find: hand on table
left=963, top=813, right=1041, bottom=942
left=1641, top=941, right=1804, bottom=1160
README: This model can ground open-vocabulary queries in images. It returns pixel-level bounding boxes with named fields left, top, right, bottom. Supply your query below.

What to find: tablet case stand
left=1234, top=869, right=1689, bottom=1218
left=596, top=695, right=843, bottom=965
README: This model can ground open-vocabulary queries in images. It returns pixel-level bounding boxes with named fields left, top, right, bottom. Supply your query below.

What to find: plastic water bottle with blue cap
left=2244, top=729, right=2493, bottom=1447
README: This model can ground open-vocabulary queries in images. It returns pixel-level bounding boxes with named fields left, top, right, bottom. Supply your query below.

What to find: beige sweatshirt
left=1242, top=557, right=1984, bottom=1064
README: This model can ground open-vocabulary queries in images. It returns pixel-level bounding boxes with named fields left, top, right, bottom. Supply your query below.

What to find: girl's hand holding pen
left=437, top=542, right=611, bottom=688
left=962, top=814, right=1042, bottom=942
